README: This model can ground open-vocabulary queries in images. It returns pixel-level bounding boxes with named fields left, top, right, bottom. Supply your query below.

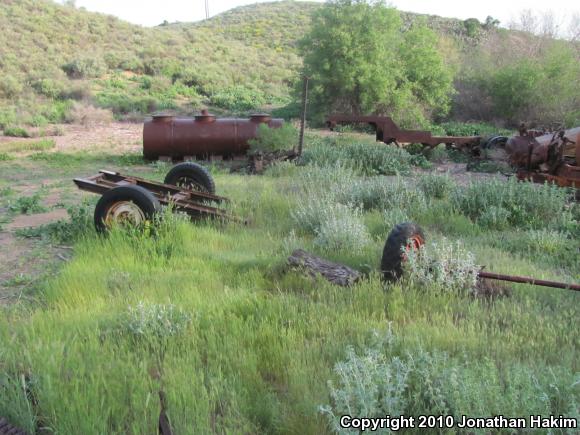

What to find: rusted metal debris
left=506, top=125, right=580, bottom=189
left=478, top=271, right=580, bottom=291
left=288, top=249, right=361, bottom=286
left=74, top=170, right=234, bottom=223
left=250, top=150, right=297, bottom=174
left=0, top=417, right=28, bottom=435
left=326, top=114, right=481, bottom=150
left=143, top=110, right=284, bottom=161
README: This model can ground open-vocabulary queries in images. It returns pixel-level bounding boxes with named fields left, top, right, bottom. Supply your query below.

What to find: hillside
left=0, top=0, right=576, bottom=129
left=0, top=0, right=309, bottom=127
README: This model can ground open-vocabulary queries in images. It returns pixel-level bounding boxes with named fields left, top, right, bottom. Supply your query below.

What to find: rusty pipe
left=478, top=271, right=580, bottom=291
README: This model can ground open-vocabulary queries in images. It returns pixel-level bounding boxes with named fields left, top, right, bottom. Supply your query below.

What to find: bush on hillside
left=3, top=126, right=31, bottom=138
left=210, top=86, right=266, bottom=112
left=249, top=123, right=298, bottom=154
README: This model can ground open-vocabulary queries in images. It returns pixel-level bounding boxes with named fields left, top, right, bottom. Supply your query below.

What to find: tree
left=299, top=0, right=453, bottom=126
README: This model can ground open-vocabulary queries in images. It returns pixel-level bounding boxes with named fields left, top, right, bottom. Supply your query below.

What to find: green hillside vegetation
left=0, top=0, right=578, bottom=131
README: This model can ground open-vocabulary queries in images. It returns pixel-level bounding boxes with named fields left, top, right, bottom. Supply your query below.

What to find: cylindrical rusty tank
left=143, top=111, right=284, bottom=160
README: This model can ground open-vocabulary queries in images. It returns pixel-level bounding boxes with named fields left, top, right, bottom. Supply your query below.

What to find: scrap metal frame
left=73, top=170, right=234, bottom=221
left=326, top=114, right=481, bottom=149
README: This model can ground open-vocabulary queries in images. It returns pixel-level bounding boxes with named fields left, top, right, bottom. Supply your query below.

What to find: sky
left=59, top=0, right=579, bottom=29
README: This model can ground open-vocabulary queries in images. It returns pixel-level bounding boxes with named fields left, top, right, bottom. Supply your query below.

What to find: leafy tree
left=299, top=0, right=453, bottom=126
left=486, top=40, right=580, bottom=125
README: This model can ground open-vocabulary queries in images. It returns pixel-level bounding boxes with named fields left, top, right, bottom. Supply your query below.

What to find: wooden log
left=0, top=417, right=28, bottom=435
left=288, top=249, right=361, bottom=287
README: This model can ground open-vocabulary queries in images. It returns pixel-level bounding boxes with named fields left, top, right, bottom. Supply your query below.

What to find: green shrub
left=292, top=193, right=351, bottom=234
left=417, top=172, right=455, bottom=199
left=62, top=56, right=106, bottom=79
left=477, top=205, right=511, bottom=230
left=3, top=126, right=31, bottom=138
left=437, top=121, right=511, bottom=137
left=426, top=144, right=448, bottom=163
left=404, top=238, right=479, bottom=294
left=0, top=153, right=12, bottom=161
left=32, top=78, right=66, bottom=99
left=41, top=100, right=74, bottom=123
left=249, top=123, right=298, bottom=154
left=8, top=192, right=47, bottom=214
left=313, top=205, right=370, bottom=253
left=210, top=86, right=265, bottom=112
left=0, top=75, right=23, bottom=99
left=122, top=301, right=192, bottom=340
left=95, top=91, right=173, bottom=115
left=321, top=337, right=578, bottom=430
left=332, top=177, right=427, bottom=217
left=301, top=140, right=420, bottom=175
left=0, top=108, right=17, bottom=130
left=15, top=202, right=94, bottom=243
left=452, top=177, right=573, bottom=230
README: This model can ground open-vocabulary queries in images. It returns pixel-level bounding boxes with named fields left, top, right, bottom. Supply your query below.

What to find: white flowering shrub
left=314, top=205, right=371, bottom=253
left=320, top=346, right=410, bottom=434
left=321, top=335, right=579, bottom=433
left=333, top=177, right=427, bottom=215
left=291, top=193, right=350, bottom=234
left=404, top=238, right=479, bottom=294
left=125, top=301, right=191, bottom=339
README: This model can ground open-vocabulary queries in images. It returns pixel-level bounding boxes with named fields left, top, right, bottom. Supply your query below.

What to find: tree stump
left=287, top=249, right=361, bottom=287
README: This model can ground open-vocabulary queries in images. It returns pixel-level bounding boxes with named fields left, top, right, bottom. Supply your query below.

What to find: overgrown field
left=0, top=136, right=579, bottom=433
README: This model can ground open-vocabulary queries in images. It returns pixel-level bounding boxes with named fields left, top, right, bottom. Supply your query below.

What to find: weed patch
left=8, top=191, right=47, bottom=214
left=1, top=139, right=56, bottom=153
left=3, top=126, right=31, bottom=138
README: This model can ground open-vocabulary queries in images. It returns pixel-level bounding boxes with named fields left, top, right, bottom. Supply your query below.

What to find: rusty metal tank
left=143, top=110, right=284, bottom=160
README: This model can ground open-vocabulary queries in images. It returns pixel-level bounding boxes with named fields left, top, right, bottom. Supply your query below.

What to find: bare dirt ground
left=0, top=122, right=143, bottom=304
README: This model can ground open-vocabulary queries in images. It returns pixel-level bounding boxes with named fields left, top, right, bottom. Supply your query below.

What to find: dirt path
left=0, top=122, right=145, bottom=305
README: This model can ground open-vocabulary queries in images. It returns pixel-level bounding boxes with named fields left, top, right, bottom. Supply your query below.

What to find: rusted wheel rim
left=402, top=235, right=425, bottom=260
left=105, top=201, right=145, bottom=228
left=175, top=176, right=204, bottom=192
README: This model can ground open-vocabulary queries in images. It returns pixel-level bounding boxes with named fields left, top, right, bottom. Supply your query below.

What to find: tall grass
left=0, top=163, right=578, bottom=433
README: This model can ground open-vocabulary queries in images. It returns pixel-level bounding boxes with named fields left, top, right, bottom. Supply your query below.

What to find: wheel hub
left=105, top=201, right=146, bottom=228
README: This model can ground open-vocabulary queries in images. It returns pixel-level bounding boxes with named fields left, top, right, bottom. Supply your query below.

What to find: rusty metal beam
left=478, top=271, right=580, bottom=291
left=326, top=114, right=481, bottom=148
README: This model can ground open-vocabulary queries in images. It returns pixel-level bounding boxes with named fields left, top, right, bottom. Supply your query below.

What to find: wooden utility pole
left=298, top=75, right=309, bottom=156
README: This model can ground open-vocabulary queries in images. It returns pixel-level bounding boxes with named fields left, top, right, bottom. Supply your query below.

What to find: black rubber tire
left=381, top=222, right=425, bottom=282
left=481, top=135, right=508, bottom=149
left=94, top=185, right=161, bottom=233
left=164, top=162, right=215, bottom=194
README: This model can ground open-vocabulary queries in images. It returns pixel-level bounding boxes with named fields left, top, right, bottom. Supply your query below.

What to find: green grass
left=1, top=148, right=578, bottom=433
left=0, top=139, right=56, bottom=153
